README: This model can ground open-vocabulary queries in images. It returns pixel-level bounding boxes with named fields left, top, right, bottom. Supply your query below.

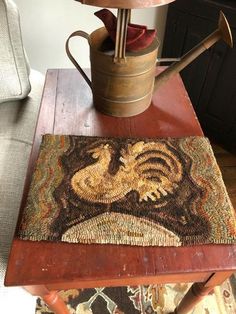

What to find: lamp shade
left=75, top=0, right=175, bottom=9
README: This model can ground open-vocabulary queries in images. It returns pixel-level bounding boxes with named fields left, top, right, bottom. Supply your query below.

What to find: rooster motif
left=71, top=141, right=183, bottom=203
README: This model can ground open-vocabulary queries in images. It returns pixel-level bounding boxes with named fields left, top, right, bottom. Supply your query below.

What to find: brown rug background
left=17, top=135, right=236, bottom=246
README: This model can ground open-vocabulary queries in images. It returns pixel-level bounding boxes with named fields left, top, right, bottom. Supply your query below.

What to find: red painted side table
left=5, top=68, right=236, bottom=314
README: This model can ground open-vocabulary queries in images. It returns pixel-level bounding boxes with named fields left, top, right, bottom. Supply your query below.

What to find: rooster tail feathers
left=119, top=141, right=183, bottom=202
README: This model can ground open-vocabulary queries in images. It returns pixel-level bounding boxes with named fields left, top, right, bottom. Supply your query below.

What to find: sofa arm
left=0, top=69, right=44, bottom=314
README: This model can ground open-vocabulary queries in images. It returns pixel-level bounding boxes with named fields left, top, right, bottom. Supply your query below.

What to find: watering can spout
left=154, top=11, right=233, bottom=91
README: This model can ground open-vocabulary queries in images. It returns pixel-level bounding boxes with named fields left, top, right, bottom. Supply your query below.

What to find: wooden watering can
left=66, top=11, right=233, bottom=117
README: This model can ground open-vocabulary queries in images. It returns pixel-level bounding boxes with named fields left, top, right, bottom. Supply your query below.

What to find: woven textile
left=35, top=278, right=236, bottom=314
left=17, top=135, right=236, bottom=246
left=0, top=70, right=44, bottom=310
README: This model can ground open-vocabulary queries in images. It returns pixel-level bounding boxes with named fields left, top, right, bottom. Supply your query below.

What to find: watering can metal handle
left=65, top=30, right=92, bottom=89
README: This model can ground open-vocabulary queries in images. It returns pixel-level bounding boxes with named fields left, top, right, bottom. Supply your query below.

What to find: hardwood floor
left=211, top=142, right=236, bottom=209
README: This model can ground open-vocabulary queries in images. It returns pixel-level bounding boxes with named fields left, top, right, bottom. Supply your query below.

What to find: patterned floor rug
left=36, top=276, right=236, bottom=314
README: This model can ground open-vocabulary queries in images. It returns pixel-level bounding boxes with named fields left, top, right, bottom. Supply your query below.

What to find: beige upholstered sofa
left=0, top=1, right=44, bottom=312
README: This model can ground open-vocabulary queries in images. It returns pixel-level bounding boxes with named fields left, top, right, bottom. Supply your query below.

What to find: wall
left=15, top=0, right=168, bottom=73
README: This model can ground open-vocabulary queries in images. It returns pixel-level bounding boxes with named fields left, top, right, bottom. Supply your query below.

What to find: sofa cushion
left=0, top=0, right=31, bottom=103
left=0, top=68, right=44, bottom=254
left=0, top=70, right=44, bottom=142
left=0, top=70, right=44, bottom=313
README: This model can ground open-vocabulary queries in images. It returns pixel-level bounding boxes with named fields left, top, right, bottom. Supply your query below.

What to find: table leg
left=174, top=271, right=233, bottom=314
left=24, top=285, right=69, bottom=314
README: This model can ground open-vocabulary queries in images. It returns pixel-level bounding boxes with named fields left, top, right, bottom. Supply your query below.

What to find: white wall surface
left=15, top=0, right=168, bottom=74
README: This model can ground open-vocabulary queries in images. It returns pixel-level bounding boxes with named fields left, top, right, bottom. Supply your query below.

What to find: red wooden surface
left=5, top=68, right=236, bottom=291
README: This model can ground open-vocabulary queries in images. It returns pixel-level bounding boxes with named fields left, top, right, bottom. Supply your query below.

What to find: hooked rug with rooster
left=17, top=135, right=236, bottom=246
